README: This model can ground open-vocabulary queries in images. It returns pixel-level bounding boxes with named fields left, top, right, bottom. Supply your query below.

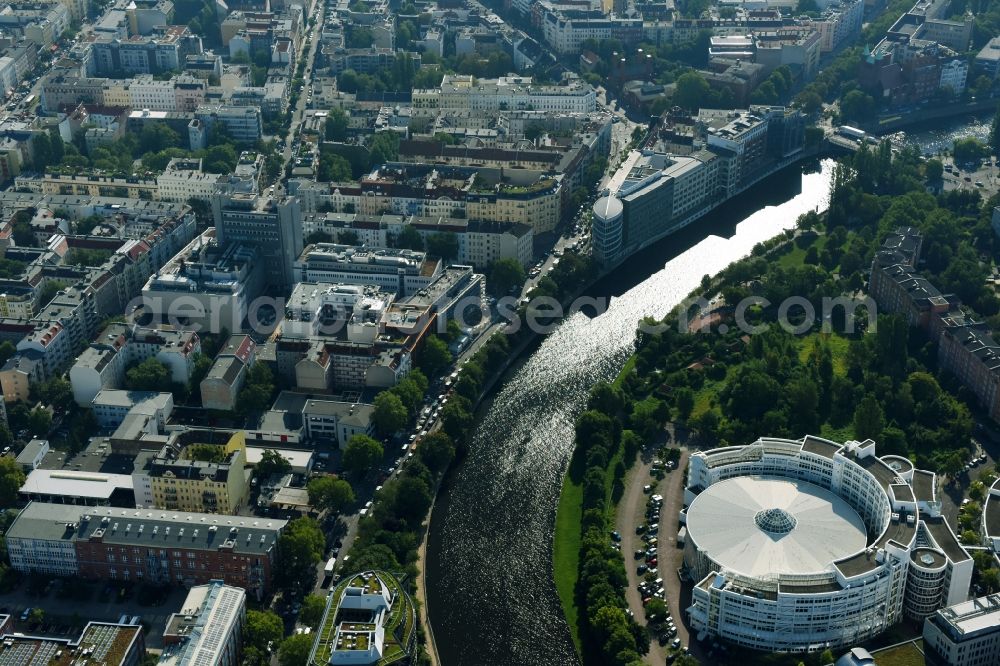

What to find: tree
left=420, top=335, right=452, bottom=377
left=953, top=137, right=987, bottom=164
left=299, top=593, right=327, bottom=628
left=38, top=280, right=67, bottom=307
left=279, top=633, right=315, bottom=665
left=839, top=89, right=875, bottom=124
left=925, top=158, right=944, bottom=183
left=140, top=123, right=181, bottom=154
left=245, top=610, right=283, bottom=653
left=441, top=396, right=474, bottom=441
left=674, top=387, right=695, bottom=421
left=392, top=475, right=433, bottom=525
left=368, top=131, right=400, bottom=166
left=125, top=358, right=171, bottom=392
left=307, top=476, right=355, bottom=513
left=853, top=394, right=885, bottom=441
left=488, top=258, right=526, bottom=296
left=35, top=377, right=71, bottom=406
left=28, top=607, right=44, bottom=625
left=326, top=107, right=349, bottom=141
left=373, top=391, right=408, bottom=436
left=426, top=232, right=459, bottom=261
left=256, top=449, right=292, bottom=478
left=343, top=434, right=383, bottom=475
left=417, top=431, right=455, bottom=473
left=277, top=517, right=325, bottom=587
left=0, top=457, right=26, bottom=508
left=395, top=224, right=424, bottom=251
left=27, top=409, right=51, bottom=438
left=317, top=152, right=353, bottom=182
left=0, top=341, right=14, bottom=366
left=673, top=72, right=710, bottom=111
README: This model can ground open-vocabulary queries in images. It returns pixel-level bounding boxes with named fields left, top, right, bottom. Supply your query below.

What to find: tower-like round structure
left=591, top=195, right=624, bottom=265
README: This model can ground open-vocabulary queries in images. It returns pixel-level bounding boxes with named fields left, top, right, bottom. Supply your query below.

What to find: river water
left=425, top=159, right=835, bottom=666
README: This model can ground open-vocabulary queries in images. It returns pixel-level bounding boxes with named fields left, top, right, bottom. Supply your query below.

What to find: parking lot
left=615, top=442, right=703, bottom=664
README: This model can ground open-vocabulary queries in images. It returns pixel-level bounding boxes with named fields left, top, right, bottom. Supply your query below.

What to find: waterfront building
left=593, top=106, right=804, bottom=265
left=684, top=435, right=972, bottom=652
left=308, top=571, right=416, bottom=665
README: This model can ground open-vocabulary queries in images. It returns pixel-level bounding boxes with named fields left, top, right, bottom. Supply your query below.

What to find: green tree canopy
left=343, top=434, right=384, bottom=475
left=372, top=391, right=408, bottom=435
left=298, top=593, right=327, bottom=628
left=419, top=335, right=452, bottom=377
left=0, top=457, right=26, bottom=508
left=256, top=449, right=292, bottom=478
left=125, top=358, right=171, bottom=392
left=306, top=476, right=355, bottom=513
left=245, top=610, right=283, bottom=653
left=488, top=258, right=526, bottom=296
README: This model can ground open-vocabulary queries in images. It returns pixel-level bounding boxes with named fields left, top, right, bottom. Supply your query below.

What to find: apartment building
left=0, top=621, right=145, bottom=665
left=5, top=502, right=285, bottom=598
left=141, top=229, right=263, bottom=335
left=412, top=74, right=596, bottom=114
left=200, top=334, right=256, bottom=412
left=302, top=398, right=375, bottom=446
left=89, top=25, right=203, bottom=76
left=134, top=439, right=249, bottom=514
left=192, top=105, right=263, bottom=146
left=69, top=323, right=201, bottom=406
left=91, top=389, right=174, bottom=428
left=155, top=157, right=223, bottom=202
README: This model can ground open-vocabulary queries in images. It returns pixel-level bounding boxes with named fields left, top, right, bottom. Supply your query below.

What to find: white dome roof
left=686, top=476, right=868, bottom=578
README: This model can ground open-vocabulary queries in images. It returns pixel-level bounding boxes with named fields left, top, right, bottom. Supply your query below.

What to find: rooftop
left=685, top=476, right=868, bottom=578
left=982, top=480, right=1000, bottom=537
left=924, top=516, right=970, bottom=563
left=6, top=502, right=286, bottom=555
left=19, top=469, right=133, bottom=500
left=932, top=593, right=1000, bottom=640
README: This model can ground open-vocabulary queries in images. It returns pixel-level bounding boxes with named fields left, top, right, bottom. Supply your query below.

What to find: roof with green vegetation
left=309, top=570, right=416, bottom=666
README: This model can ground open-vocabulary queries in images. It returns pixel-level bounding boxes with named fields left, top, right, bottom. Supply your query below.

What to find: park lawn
left=614, top=355, right=636, bottom=388
left=776, top=235, right=827, bottom=270
left=797, top=331, right=851, bottom=377
left=553, top=475, right=583, bottom=653
left=554, top=360, right=638, bottom=656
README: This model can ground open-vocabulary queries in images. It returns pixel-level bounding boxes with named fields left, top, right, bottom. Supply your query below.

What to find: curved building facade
left=591, top=195, right=624, bottom=265
left=683, top=436, right=973, bottom=653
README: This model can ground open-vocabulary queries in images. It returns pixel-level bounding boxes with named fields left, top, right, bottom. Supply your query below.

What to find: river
left=425, top=159, right=835, bottom=666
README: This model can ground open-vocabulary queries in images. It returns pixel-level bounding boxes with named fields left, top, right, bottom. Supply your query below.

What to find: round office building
left=682, top=436, right=973, bottom=653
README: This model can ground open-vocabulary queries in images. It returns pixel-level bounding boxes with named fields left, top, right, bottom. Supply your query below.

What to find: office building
left=923, top=594, right=1000, bottom=666
left=684, top=436, right=972, bottom=652
left=211, top=193, right=303, bottom=289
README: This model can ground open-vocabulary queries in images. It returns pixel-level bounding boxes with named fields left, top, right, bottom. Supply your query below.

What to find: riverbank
left=425, top=161, right=834, bottom=666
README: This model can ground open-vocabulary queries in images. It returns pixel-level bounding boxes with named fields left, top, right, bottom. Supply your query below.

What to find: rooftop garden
left=311, top=571, right=414, bottom=666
